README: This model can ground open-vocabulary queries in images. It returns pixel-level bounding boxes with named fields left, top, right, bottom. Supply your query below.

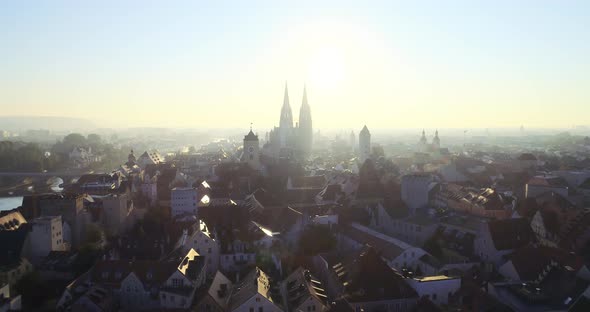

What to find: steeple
left=280, top=82, right=293, bottom=129
left=298, top=84, right=313, bottom=157
left=419, top=129, right=427, bottom=144
left=433, top=129, right=440, bottom=147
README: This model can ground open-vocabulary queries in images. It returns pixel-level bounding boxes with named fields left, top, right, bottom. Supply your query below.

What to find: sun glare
left=308, top=46, right=346, bottom=90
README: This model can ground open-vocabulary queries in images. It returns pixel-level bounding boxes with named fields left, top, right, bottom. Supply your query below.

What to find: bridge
left=0, top=171, right=87, bottom=178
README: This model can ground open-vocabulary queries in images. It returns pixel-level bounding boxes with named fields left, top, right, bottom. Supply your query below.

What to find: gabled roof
left=487, top=218, right=534, bottom=251
left=206, top=271, right=233, bottom=310
left=244, top=130, right=258, bottom=141
left=505, top=246, right=583, bottom=282
left=228, top=267, right=278, bottom=310
left=340, top=223, right=413, bottom=261
left=333, top=246, right=417, bottom=303
left=283, top=267, right=327, bottom=310
left=0, top=209, right=27, bottom=231
left=91, top=259, right=178, bottom=288
left=527, top=175, right=569, bottom=187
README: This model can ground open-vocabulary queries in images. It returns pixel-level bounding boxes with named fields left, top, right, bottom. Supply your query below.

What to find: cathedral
left=263, top=83, right=313, bottom=159
left=417, top=129, right=441, bottom=152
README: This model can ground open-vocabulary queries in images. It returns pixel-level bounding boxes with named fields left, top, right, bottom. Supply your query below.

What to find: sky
left=1, top=0, right=589, bottom=130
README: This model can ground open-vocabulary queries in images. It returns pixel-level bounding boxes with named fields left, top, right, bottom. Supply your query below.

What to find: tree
left=298, top=225, right=337, bottom=256
left=14, top=271, right=52, bottom=309
left=87, top=133, right=102, bottom=149
left=84, top=224, right=103, bottom=245
left=62, top=133, right=87, bottom=149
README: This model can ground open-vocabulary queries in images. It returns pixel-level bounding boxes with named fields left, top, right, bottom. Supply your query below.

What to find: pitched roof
left=228, top=267, right=278, bottom=310
left=505, top=246, right=584, bottom=282
left=333, top=246, right=417, bottom=303
left=91, top=259, right=178, bottom=288
left=487, top=218, right=534, bottom=251
left=340, top=223, right=413, bottom=261
left=0, top=209, right=27, bottom=231
left=283, top=267, right=328, bottom=310
left=527, top=175, right=569, bottom=187
left=244, top=130, right=258, bottom=141
left=206, top=271, right=233, bottom=310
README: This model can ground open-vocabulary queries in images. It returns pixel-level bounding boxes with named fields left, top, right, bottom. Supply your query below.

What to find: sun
left=307, top=46, right=346, bottom=90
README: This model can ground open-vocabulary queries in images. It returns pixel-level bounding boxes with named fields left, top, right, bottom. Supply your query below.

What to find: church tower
left=418, top=129, right=428, bottom=152
left=242, top=126, right=260, bottom=170
left=298, top=85, right=313, bottom=157
left=279, top=83, right=293, bottom=148
left=359, top=125, right=371, bottom=164
left=432, top=130, right=440, bottom=150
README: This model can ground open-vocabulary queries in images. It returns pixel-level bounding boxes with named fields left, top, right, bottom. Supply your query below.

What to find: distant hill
left=0, top=116, right=96, bottom=132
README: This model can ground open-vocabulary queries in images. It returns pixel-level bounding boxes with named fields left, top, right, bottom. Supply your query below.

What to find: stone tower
left=243, top=127, right=260, bottom=170
left=359, top=125, right=371, bottom=164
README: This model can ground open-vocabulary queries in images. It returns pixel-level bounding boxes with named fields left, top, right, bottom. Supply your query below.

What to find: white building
left=176, top=220, right=220, bottom=277
left=27, top=216, right=66, bottom=262
left=401, top=174, right=437, bottom=214
left=406, top=275, right=461, bottom=305
left=171, top=187, right=198, bottom=217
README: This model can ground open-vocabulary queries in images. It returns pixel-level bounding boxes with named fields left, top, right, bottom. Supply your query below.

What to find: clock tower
left=242, top=126, right=260, bottom=170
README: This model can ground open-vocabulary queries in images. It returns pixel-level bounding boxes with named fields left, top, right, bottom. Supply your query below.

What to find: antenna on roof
left=250, top=122, right=253, bottom=131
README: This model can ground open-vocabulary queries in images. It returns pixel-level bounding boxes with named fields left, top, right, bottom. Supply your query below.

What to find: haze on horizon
left=1, top=1, right=589, bottom=130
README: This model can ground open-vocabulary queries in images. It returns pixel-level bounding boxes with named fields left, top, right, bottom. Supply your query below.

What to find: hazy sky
left=1, top=1, right=589, bottom=130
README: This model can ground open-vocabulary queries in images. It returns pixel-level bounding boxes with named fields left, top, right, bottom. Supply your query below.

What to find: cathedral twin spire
left=280, top=82, right=312, bottom=131
left=280, top=82, right=294, bottom=129
left=278, top=82, right=313, bottom=156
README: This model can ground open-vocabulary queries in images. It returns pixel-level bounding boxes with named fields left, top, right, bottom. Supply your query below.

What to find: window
left=208, top=248, right=212, bottom=254
left=258, top=308, right=263, bottom=312
left=172, top=278, right=182, bottom=287
left=433, top=293, right=437, bottom=301
left=256, top=297, right=261, bottom=302
left=171, top=295, right=175, bottom=302
left=250, top=308, right=254, bottom=312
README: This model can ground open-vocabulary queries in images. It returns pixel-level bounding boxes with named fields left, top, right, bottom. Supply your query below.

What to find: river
left=0, top=196, right=23, bottom=212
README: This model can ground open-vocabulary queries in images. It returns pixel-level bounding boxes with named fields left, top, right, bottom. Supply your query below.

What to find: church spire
left=419, top=129, right=427, bottom=144
left=298, top=84, right=313, bottom=157
left=280, top=82, right=293, bottom=129
left=302, top=84, right=309, bottom=108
